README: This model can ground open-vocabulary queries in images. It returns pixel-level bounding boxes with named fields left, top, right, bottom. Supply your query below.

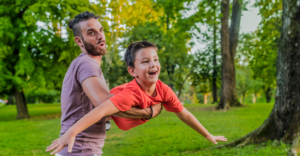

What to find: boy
left=47, top=41, right=227, bottom=155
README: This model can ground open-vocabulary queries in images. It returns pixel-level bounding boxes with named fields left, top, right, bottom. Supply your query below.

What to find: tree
left=250, top=0, right=281, bottom=103
left=216, top=0, right=243, bottom=109
left=0, top=0, right=100, bottom=119
left=221, top=1, right=300, bottom=154
left=196, top=0, right=222, bottom=103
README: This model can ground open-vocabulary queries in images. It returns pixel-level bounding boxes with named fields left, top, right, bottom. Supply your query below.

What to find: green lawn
left=0, top=103, right=289, bottom=156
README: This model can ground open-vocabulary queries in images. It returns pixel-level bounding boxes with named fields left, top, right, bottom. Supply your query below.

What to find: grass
left=0, top=103, right=290, bottom=156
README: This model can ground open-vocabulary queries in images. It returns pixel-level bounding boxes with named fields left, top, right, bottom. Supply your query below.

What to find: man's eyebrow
left=87, top=27, right=103, bottom=32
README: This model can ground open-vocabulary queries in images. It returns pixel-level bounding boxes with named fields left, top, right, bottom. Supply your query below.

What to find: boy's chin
left=147, top=78, right=158, bottom=84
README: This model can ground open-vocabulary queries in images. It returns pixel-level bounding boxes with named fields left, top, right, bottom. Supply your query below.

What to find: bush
left=25, top=89, right=60, bottom=104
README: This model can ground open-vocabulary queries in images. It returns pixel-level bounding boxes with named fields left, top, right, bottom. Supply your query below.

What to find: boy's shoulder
left=156, top=79, right=171, bottom=91
left=110, top=79, right=140, bottom=95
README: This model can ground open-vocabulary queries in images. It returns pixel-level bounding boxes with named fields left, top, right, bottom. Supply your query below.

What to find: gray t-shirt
left=58, top=53, right=106, bottom=156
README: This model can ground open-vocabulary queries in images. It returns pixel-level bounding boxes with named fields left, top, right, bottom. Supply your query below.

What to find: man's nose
left=97, top=31, right=103, bottom=40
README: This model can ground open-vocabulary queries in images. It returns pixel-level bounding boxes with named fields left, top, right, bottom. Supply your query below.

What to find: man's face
left=131, top=48, right=161, bottom=85
left=80, top=18, right=106, bottom=56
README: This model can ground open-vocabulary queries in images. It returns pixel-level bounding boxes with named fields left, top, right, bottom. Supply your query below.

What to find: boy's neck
left=135, top=79, right=157, bottom=97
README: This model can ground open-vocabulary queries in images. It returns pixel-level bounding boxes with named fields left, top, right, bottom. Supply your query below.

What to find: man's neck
left=135, top=79, right=157, bottom=97
left=81, top=50, right=102, bottom=65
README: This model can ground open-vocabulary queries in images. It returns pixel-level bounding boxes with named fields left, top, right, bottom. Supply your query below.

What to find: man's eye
left=143, top=61, right=149, bottom=63
left=89, top=31, right=94, bottom=35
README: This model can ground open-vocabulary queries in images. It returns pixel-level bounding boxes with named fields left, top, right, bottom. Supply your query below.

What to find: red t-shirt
left=110, top=79, right=184, bottom=131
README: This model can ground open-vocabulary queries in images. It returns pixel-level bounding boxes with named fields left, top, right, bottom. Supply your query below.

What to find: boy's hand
left=46, top=132, right=76, bottom=155
left=205, top=134, right=227, bottom=144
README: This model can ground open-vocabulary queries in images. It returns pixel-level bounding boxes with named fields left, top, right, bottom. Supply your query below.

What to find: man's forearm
left=113, top=107, right=151, bottom=119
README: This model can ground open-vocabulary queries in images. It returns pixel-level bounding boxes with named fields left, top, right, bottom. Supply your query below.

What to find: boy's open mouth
left=148, top=71, right=157, bottom=76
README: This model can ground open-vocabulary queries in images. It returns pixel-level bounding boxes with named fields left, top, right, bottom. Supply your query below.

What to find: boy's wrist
left=144, top=106, right=153, bottom=120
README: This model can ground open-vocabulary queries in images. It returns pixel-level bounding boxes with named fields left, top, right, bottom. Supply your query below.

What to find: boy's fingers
left=50, top=145, right=63, bottom=155
left=52, top=139, right=59, bottom=143
left=47, top=142, right=59, bottom=150
left=67, top=139, right=75, bottom=153
left=215, top=136, right=227, bottom=142
left=213, top=140, right=217, bottom=145
left=46, top=143, right=59, bottom=152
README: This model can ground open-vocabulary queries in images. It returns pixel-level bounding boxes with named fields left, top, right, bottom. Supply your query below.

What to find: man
left=56, top=11, right=162, bottom=156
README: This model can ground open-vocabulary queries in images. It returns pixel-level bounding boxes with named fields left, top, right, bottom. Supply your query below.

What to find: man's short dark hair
left=68, top=11, right=99, bottom=38
left=125, top=41, right=158, bottom=67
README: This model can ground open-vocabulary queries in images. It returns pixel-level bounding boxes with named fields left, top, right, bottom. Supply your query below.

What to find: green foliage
left=25, top=89, right=60, bottom=104
left=0, top=0, right=107, bottom=96
left=238, top=0, right=281, bottom=96
left=236, top=66, right=263, bottom=104
left=0, top=103, right=290, bottom=155
left=191, top=92, right=200, bottom=104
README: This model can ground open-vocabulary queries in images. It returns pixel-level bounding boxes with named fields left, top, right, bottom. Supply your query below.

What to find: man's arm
left=113, top=104, right=163, bottom=119
left=81, top=76, right=162, bottom=119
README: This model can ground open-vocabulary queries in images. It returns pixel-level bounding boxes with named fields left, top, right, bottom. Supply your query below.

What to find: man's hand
left=152, top=103, right=163, bottom=118
left=113, top=103, right=163, bottom=119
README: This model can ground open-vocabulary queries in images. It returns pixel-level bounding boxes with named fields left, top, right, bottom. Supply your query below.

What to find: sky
left=190, top=0, right=261, bottom=53
left=240, top=0, right=261, bottom=34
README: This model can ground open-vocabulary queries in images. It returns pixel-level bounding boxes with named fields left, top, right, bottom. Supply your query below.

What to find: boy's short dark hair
left=68, top=11, right=99, bottom=38
left=124, top=41, right=158, bottom=67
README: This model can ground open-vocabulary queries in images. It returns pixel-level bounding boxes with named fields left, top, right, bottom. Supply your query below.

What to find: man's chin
left=88, top=49, right=107, bottom=56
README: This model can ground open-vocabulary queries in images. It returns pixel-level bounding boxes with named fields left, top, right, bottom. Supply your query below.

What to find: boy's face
left=128, top=47, right=161, bottom=85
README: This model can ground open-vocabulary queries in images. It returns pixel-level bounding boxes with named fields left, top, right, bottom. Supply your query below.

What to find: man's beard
left=82, top=38, right=107, bottom=56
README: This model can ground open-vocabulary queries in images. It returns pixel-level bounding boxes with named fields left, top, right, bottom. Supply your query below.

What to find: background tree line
left=0, top=0, right=279, bottom=118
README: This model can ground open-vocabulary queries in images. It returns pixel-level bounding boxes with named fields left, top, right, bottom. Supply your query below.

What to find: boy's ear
left=74, top=36, right=84, bottom=48
left=127, top=66, right=137, bottom=77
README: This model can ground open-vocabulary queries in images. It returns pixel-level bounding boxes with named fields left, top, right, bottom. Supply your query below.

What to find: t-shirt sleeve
left=162, top=86, right=184, bottom=113
left=77, top=60, right=103, bottom=84
left=110, top=87, right=141, bottom=112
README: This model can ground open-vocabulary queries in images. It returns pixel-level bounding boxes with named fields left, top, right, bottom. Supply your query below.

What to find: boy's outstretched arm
left=46, top=100, right=119, bottom=155
left=175, top=108, right=227, bottom=144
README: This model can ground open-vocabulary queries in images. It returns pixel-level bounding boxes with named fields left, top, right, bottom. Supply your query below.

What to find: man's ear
left=127, top=66, right=137, bottom=77
left=74, top=36, right=84, bottom=48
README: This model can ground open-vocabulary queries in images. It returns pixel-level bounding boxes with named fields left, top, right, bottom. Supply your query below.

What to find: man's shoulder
left=72, top=53, right=98, bottom=66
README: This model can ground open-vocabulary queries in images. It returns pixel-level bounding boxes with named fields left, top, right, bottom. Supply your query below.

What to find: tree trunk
left=177, top=69, right=194, bottom=98
left=165, top=13, right=175, bottom=90
left=265, top=87, right=272, bottom=103
left=204, top=93, right=208, bottom=105
left=217, top=1, right=300, bottom=154
left=15, top=90, right=30, bottom=119
left=216, top=0, right=242, bottom=110
left=7, top=96, right=15, bottom=105
left=212, top=16, right=218, bottom=103
left=167, top=64, right=175, bottom=90
left=253, top=94, right=256, bottom=104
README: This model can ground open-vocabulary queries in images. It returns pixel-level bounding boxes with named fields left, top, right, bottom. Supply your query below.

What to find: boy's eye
left=154, top=59, right=158, bottom=61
